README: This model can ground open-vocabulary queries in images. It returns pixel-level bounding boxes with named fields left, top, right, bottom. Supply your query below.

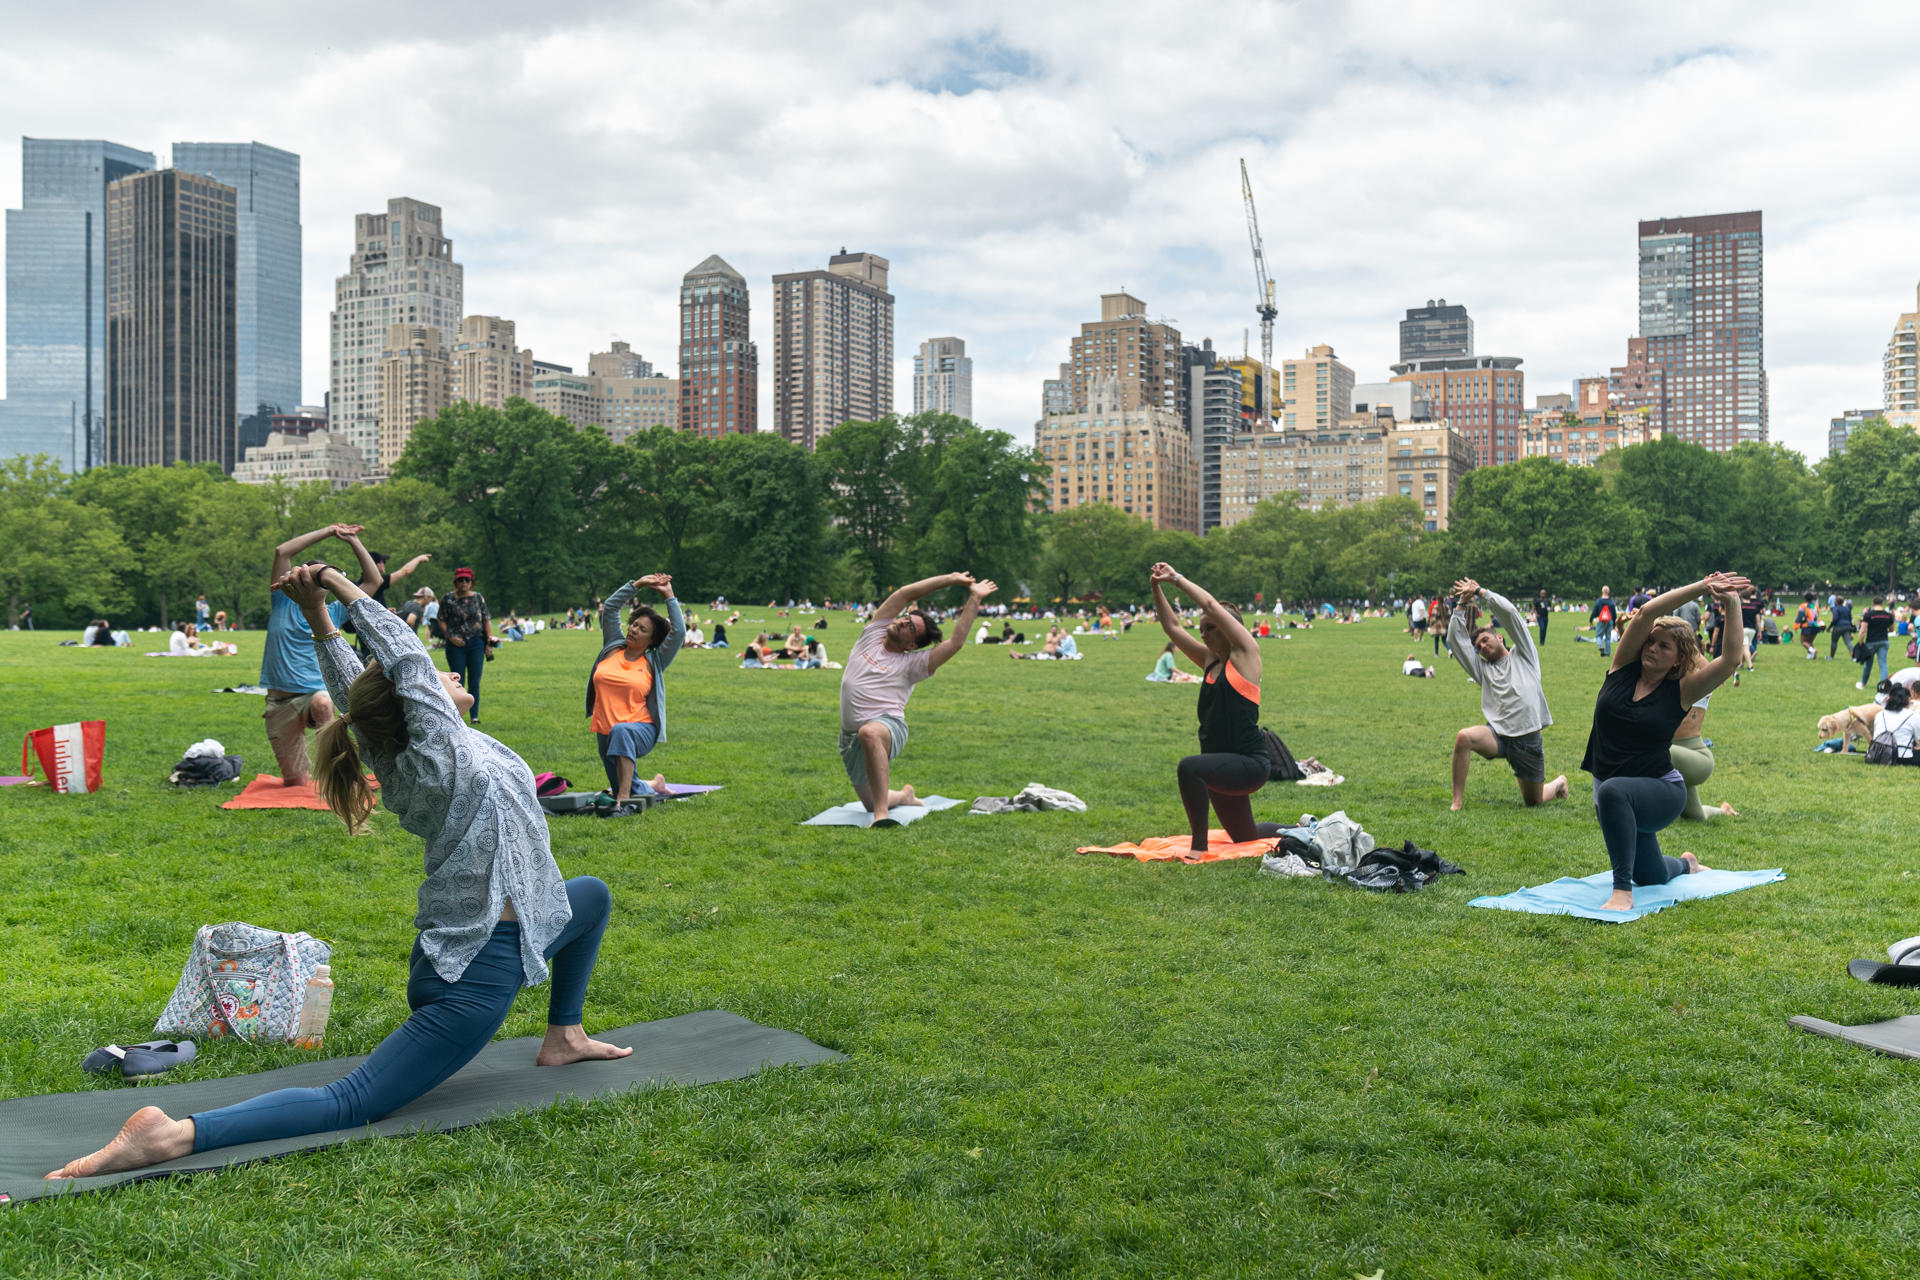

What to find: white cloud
left=2, top=0, right=1918, bottom=461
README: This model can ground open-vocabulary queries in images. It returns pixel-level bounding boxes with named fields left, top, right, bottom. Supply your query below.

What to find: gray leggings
left=1593, top=774, right=1688, bottom=891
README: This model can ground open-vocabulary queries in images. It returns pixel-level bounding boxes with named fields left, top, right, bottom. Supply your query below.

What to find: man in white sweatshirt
left=1447, top=577, right=1568, bottom=810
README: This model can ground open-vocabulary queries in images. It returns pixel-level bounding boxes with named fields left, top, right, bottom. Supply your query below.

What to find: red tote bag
left=22, top=720, right=106, bottom=794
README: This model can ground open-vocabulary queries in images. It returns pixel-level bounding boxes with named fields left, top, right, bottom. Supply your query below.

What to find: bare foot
left=46, top=1107, right=195, bottom=1179
left=1450, top=798, right=1464, bottom=812
left=1600, top=889, right=1635, bottom=913
left=896, top=784, right=918, bottom=808
left=1681, top=851, right=1710, bottom=874
left=535, top=1025, right=634, bottom=1067
left=1716, top=802, right=1739, bottom=817
left=648, top=773, right=670, bottom=795
left=1545, top=775, right=1569, bottom=801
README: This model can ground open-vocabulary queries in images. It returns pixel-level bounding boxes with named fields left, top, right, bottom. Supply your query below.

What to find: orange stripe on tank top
left=1223, top=660, right=1260, bottom=705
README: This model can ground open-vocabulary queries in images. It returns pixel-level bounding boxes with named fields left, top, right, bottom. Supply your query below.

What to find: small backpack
left=1260, top=726, right=1305, bottom=782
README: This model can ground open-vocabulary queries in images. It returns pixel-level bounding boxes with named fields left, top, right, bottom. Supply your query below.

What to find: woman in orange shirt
left=586, top=573, right=685, bottom=815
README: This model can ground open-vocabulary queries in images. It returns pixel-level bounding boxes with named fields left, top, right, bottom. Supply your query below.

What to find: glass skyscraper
left=3, top=138, right=155, bottom=469
left=172, top=142, right=300, bottom=454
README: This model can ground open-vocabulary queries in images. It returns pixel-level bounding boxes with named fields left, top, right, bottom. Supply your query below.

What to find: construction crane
left=1239, top=158, right=1278, bottom=422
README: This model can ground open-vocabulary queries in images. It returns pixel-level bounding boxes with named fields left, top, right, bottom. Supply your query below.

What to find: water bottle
left=293, top=964, right=333, bottom=1050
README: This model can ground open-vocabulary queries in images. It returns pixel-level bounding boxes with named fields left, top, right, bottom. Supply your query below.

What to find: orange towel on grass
left=1077, top=830, right=1278, bottom=864
left=221, top=773, right=377, bottom=811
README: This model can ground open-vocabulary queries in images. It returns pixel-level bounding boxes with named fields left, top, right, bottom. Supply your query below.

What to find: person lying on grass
left=1581, top=571, right=1751, bottom=914
left=46, top=562, right=631, bottom=1183
left=588, top=572, right=684, bottom=814
left=838, top=571, right=996, bottom=825
left=1446, top=578, right=1569, bottom=811
left=1150, top=562, right=1287, bottom=854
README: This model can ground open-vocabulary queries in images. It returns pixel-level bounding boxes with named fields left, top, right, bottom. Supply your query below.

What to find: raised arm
left=1448, top=580, right=1485, bottom=679
left=1480, top=588, right=1537, bottom=666
left=654, top=581, right=686, bottom=671
left=1154, top=564, right=1259, bottom=677
left=285, top=564, right=461, bottom=739
left=387, top=553, right=432, bottom=585
left=1614, top=574, right=1749, bottom=672
left=1679, top=576, right=1751, bottom=704
left=272, top=523, right=360, bottom=582
left=340, top=531, right=383, bottom=591
left=876, top=573, right=968, bottom=621
left=1151, top=572, right=1210, bottom=668
left=927, top=578, right=996, bottom=675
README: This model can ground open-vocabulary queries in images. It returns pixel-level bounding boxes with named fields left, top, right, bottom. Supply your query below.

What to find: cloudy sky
left=3, top=0, right=1917, bottom=461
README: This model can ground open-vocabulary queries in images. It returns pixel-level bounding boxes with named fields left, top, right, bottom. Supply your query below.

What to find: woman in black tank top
left=1149, top=563, right=1278, bottom=853
left=1583, top=572, right=1751, bottom=913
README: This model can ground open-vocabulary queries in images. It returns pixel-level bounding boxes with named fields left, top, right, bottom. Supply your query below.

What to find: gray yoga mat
left=1789, top=1013, right=1920, bottom=1060
left=4, top=1010, right=842, bottom=1204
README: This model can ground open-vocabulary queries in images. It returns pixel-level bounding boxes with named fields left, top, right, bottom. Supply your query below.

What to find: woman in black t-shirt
left=1583, top=571, right=1751, bottom=913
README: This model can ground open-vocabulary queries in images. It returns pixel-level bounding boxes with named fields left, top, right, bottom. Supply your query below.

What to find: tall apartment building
left=913, top=336, right=972, bottom=419
left=772, top=251, right=894, bottom=448
left=1883, top=284, right=1919, bottom=429
left=330, top=198, right=463, bottom=469
left=679, top=255, right=756, bottom=437
left=1636, top=211, right=1766, bottom=449
left=1281, top=344, right=1355, bottom=434
left=588, top=340, right=651, bottom=380
left=376, top=324, right=451, bottom=470
left=1388, top=354, right=1525, bottom=467
left=533, top=343, right=679, bottom=444
left=1218, top=417, right=1472, bottom=532
left=1035, top=375, right=1197, bottom=533
left=1064, top=293, right=1184, bottom=418
left=172, top=142, right=300, bottom=454
left=1041, top=362, right=1072, bottom=416
left=1607, top=337, right=1669, bottom=436
left=451, top=315, right=532, bottom=409
left=1829, top=407, right=1881, bottom=457
left=1220, top=356, right=1280, bottom=424
left=2, top=137, right=155, bottom=469
left=1184, top=339, right=1244, bottom=533
left=1399, top=301, right=1473, bottom=363
left=104, top=169, right=237, bottom=471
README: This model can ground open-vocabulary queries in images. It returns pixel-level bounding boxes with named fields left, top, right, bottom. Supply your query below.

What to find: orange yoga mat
left=221, top=774, right=376, bottom=811
left=1077, top=830, right=1279, bottom=864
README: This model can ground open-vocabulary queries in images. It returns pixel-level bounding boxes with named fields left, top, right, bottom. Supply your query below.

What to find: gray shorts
left=1491, top=729, right=1546, bottom=784
left=838, top=715, right=907, bottom=789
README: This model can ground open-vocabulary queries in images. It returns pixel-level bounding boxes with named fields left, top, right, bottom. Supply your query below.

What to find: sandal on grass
left=82, top=1040, right=197, bottom=1079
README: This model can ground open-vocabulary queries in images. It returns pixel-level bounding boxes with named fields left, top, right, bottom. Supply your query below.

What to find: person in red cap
left=440, top=567, right=494, bottom=724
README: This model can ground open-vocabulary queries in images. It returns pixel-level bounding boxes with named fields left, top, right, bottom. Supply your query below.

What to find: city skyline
left=1, top=5, right=1917, bottom=462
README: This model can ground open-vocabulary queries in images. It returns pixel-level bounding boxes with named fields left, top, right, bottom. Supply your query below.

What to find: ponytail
left=311, top=660, right=406, bottom=834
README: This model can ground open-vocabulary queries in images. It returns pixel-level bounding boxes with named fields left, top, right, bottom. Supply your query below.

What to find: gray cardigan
left=586, top=584, right=686, bottom=741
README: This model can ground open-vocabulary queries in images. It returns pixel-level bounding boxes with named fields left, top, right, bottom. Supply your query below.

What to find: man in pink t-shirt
left=838, top=572, right=996, bottom=824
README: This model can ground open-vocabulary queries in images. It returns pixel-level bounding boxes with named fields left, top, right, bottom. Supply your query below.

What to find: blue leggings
left=1593, top=775, right=1687, bottom=892
left=191, top=876, right=611, bottom=1153
left=445, top=640, right=485, bottom=719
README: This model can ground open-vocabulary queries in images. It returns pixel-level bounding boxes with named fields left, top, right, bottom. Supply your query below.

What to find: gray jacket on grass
left=586, top=584, right=686, bottom=742
left=1449, top=589, right=1552, bottom=738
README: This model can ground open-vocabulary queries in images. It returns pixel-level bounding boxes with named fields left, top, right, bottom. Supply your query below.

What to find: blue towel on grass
left=801, top=795, right=962, bottom=827
left=1468, top=867, right=1785, bottom=923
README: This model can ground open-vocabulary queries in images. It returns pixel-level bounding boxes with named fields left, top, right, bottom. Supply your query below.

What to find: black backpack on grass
left=1260, top=726, right=1305, bottom=782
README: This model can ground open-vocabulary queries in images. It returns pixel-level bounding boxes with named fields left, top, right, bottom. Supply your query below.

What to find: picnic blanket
left=220, top=774, right=377, bottom=811
left=1078, top=829, right=1278, bottom=864
left=801, top=795, right=961, bottom=827
left=1468, top=867, right=1784, bottom=922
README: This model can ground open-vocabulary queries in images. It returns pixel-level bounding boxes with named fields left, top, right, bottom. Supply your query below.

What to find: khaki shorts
left=838, top=715, right=907, bottom=789
left=263, top=691, right=329, bottom=780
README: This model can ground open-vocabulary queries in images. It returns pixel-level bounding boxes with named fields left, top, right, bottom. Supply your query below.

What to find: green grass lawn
left=3, top=609, right=1919, bottom=1278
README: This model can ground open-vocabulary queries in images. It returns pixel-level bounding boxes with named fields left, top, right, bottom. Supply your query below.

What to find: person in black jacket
left=1582, top=572, right=1750, bottom=914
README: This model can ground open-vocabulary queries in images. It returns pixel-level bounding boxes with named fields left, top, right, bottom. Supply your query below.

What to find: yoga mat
left=801, top=795, right=961, bottom=827
left=6, top=1010, right=842, bottom=1204
left=1077, top=830, right=1278, bottom=864
left=220, top=774, right=376, bottom=811
left=0, top=776, right=35, bottom=787
left=1468, top=867, right=1785, bottom=922
left=1790, top=1013, right=1920, bottom=1060
left=663, top=784, right=722, bottom=797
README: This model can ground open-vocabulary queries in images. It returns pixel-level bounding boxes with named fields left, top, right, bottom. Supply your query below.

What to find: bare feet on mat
left=1545, top=775, right=1569, bottom=801
left=649, top=773, right=670, bottom=795
left=46, top=1106, right=195, bottom=1179
left=1682, top=851, right=1709, bottom=874
left=536, top=1025, right=633, bottom=1067
left=894, top=784, right=918, bottom=808
left=1600, top=889, right=1636, bottom=913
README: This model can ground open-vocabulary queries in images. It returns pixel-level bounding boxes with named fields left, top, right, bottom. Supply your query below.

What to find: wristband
left=313, top=629, right=342, bottom=643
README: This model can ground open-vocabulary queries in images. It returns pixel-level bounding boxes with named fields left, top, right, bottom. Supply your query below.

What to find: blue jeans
left=1863, top=640, right=1890, bottom=685
left=445, top=639, right=485, bottom=719
left=191, top=876, right=612, bottom=1153
left=1593, top=775, right=1687, bottom=892
left=597, top=721, right=659, bottom=792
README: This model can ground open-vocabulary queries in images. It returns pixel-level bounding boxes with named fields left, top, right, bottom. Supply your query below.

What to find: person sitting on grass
left=1670, top=692, right=1739, bottom=820
left=586, top=573, right=684, bottom=814
left=1150, top=562, right=1286, bottom=854
left=1581, top=572, right=1750, bottom=914
left=44, top=562, right=632, bottom=1185
left=1447, top=578, right=1568, bottom=811
left=837, top=571, right=996, bottom=825
left=1875, top=682, right=1920, bottom=762
left=1149, top=642, right=1202, bottom=683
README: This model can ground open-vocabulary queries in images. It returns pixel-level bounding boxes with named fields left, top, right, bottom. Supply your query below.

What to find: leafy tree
left=711, top=431, right=826, bottom=602
left=1816, top=419, right=1920, bottom=589
left=1446, top=456, right=1646, bottom=595
left=0, top=456, right=129, bottom=627
left=1609, top=436, right=1730, bottom=585
left=324, top=476, right=467, bottom=604
left=69, top=462, right=228, bottom=624
left=174, top=479, right=281, bottom=627
left=908, top=424, right=1048, bottom=593
left=1722, top=443, right=1827, bottom=587
left=1043, top=503, right=1152, bottom=602
left=815, top=417, right=908, bottom=593
left=625, top=425, right=717, bottom=588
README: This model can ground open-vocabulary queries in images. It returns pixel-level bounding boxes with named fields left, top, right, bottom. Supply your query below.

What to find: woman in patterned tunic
left=47, top=562, right=630, bottom=1181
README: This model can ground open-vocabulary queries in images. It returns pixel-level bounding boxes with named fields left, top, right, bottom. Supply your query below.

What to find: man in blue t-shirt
left=261, top=524, right=380, bottom=784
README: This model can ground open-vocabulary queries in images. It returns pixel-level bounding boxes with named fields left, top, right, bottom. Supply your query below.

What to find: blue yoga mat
left=801, top=795, right=962, bottom=827
left=1468, top=867, right=1785, bottom=923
